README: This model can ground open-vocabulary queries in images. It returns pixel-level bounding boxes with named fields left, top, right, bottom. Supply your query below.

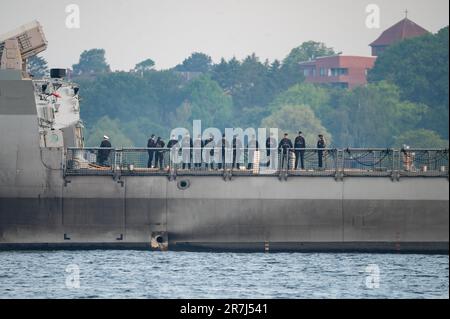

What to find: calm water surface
left=0, top=251, right=448, bottom=299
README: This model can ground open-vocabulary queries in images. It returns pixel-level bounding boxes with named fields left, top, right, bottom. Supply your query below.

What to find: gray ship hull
left=1, top=176, right=448, bottom=253
left=0, top=76, right=448, bottom=253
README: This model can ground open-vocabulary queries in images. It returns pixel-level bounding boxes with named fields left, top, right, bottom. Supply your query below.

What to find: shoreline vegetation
left=29, top=27, right=449, bottom=149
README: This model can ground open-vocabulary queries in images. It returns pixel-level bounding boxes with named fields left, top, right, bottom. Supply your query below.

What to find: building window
left=303, top=68, right=310, bottom=77
left=330, top=68, right=349, bottom=76
left=319, top=68, right=327, bottom=77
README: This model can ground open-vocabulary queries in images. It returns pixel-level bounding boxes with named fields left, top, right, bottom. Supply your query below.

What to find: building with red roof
left=370, top=16, right=429, bottom=56
left=299, top=55, right=376, bottom=89
left=298, top=14, right=430, bottom=89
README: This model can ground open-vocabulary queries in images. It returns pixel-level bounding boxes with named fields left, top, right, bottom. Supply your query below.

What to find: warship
left=0, top=22, right=448, bottom=252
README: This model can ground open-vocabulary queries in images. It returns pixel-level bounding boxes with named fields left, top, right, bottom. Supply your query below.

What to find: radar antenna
left=0, top=21, right=48, bottom=74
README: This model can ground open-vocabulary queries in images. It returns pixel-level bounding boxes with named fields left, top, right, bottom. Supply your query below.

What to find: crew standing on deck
left=147, top=134, right=156, bottom=168
left=317, top=134, right=326, bottom=169
left=155, top=137, right=166, bottom=170
left=98, top=135, right=112, bottom=166
left=266, top=132, right=277, bottom=168
left=193, top=134, right=203, bottom=168
left=181, top=133, right=193, bottom=169
left=167, top=135, right=179, bottom=168
left=232, top=134, right=242, bottom=170
left=217, top=133, right=229, bottom=170
left=278, top=133, right=293, bottom=169
left=247, top=135, right=259, bottom=170
left=294, top=131, right=306, bottom=170
left=203, top=135, right=215, bottom=169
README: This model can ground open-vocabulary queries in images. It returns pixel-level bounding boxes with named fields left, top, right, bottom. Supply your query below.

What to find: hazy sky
left=1, top=0, right=448, bottom=71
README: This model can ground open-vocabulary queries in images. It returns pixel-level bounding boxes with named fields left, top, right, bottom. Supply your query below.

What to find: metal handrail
left=63, top=147, right=449, bottom=179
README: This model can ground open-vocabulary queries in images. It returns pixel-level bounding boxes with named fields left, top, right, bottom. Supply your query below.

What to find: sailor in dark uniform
left=181, top=133, right=193, bottom=169
left=265, top=133, right=277, bottom=168
left=98, top=135, right=111, bottom=166
left=247, top=134, right=259, bottom=170
left=278, top=133, right=293, bottom=169
left=193, top=135, right=203, bottom=168
left=147, top=134, right=156, bottom=168
left=155, top=137, right=166, bottom=170
left=317, top=134, right=326, bottom=169
left=217, top=134, right=229, bottom=170
left=167, top=135, right=179, bottom=168
left=203, top=135, right=215, bottom=169
left=294, top=131, right=306, bottom=170
left=232, top=135, right=242, bottom=170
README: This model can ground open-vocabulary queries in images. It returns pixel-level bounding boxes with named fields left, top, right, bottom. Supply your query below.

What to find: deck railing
left=64, top=147, right=449, bottom=179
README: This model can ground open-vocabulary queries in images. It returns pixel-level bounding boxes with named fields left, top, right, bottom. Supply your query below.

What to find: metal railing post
left=62, top=147, right=449, bottom=179
left=336, top=149, right=343, bottom=180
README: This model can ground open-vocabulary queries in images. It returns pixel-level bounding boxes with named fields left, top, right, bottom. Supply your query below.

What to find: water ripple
left=0, top=251, right=448, bottom=299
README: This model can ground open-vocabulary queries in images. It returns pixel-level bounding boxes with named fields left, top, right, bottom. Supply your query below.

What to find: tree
left=232, top=53, right=273, bottom=109
left=79, top=72, right=160, bottom=124
left=269, top=83, right=332, bottom=119
left=175, top=52, right=213, bottom=73
left=143, top=70, right=186, bottom=114
left=78, top=69, right=187, bottom=146
left=283, top=41, right=336, bottom=66
left=328, top=81, right=428, bottom=147
left=368, top=27, right=449, bottom=138
left=180, top=75, right=233, bottom=129
left=211, top=57, right=241, bottom=94
left=394, top=129, right=449, bottom=148
left=261, top=104, right=332, bottom=146
left=134, top=58, right=155, bottom=73
left=122, top=117, right=168, bottom=146
left=280, top=41, right=335, bottom=88
left=27, top=55, right=48, bottom=78
left=72, top=49, right=111, bottom=76
left=236, top=106, right=271, bottom=129
left=84, top=116, right=134, bottom=147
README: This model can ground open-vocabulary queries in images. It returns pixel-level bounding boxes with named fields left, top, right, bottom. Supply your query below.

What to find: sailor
left=193, top=135, right=204, bottom=168
left=247, top=135, right=259, bottom=170
left=278, top=133, right=293, bottom=169
left=203, top=135, right=215, bottom=169
left=294, top=131, right=306, bottom=170
left=98, top=135, right=112, bottom=166
left=167, top=135, right=179, bottom=168
left=317, top=134, right=326, bottom=169
left=147, top=134, right=156, bottom=168
left=232, top=134, right=242, bottom=170
left=217, top=133, right=229, bottom=170
left=167, top=135, right=179, bottom=149
left=155, top=137, right=166, bottom=170
left=181, top=133, right=193, bottom=169
left=265, top=132, right=277, bottom=168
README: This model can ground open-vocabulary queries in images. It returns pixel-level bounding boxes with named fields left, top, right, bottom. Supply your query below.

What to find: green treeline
left=31, top=28, right=449, bottom=148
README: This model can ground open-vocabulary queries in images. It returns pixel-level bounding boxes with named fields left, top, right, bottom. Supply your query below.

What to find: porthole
left=177, top=179, right=190, bottom=190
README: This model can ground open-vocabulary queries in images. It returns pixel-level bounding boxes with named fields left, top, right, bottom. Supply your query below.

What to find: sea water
left=0, top=251, right=448, bottom=299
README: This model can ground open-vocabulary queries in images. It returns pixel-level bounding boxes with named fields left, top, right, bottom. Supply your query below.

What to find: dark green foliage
left=180, top=75, right=233, bottom=129
left=325, top=82, right=428, bottom=147
left=369, top=27, right=449, bottom=138
left=280, top=41, right=335, bottom=88
left=394, top=129, right=449, bottom=148
left=174, top=52, right=213, bottom=73
left=75, top=35, right=448, bottom=148
left=27, top=55, right=48, bottom=78
left=261, top=104, right=332, bottom=146
left=72, top=49, right=111, bottom=76
left=134, top=58, right=155, bottom=73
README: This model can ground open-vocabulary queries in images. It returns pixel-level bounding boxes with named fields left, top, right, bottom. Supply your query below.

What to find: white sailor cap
left=103, top=135, right=110, bottom=140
